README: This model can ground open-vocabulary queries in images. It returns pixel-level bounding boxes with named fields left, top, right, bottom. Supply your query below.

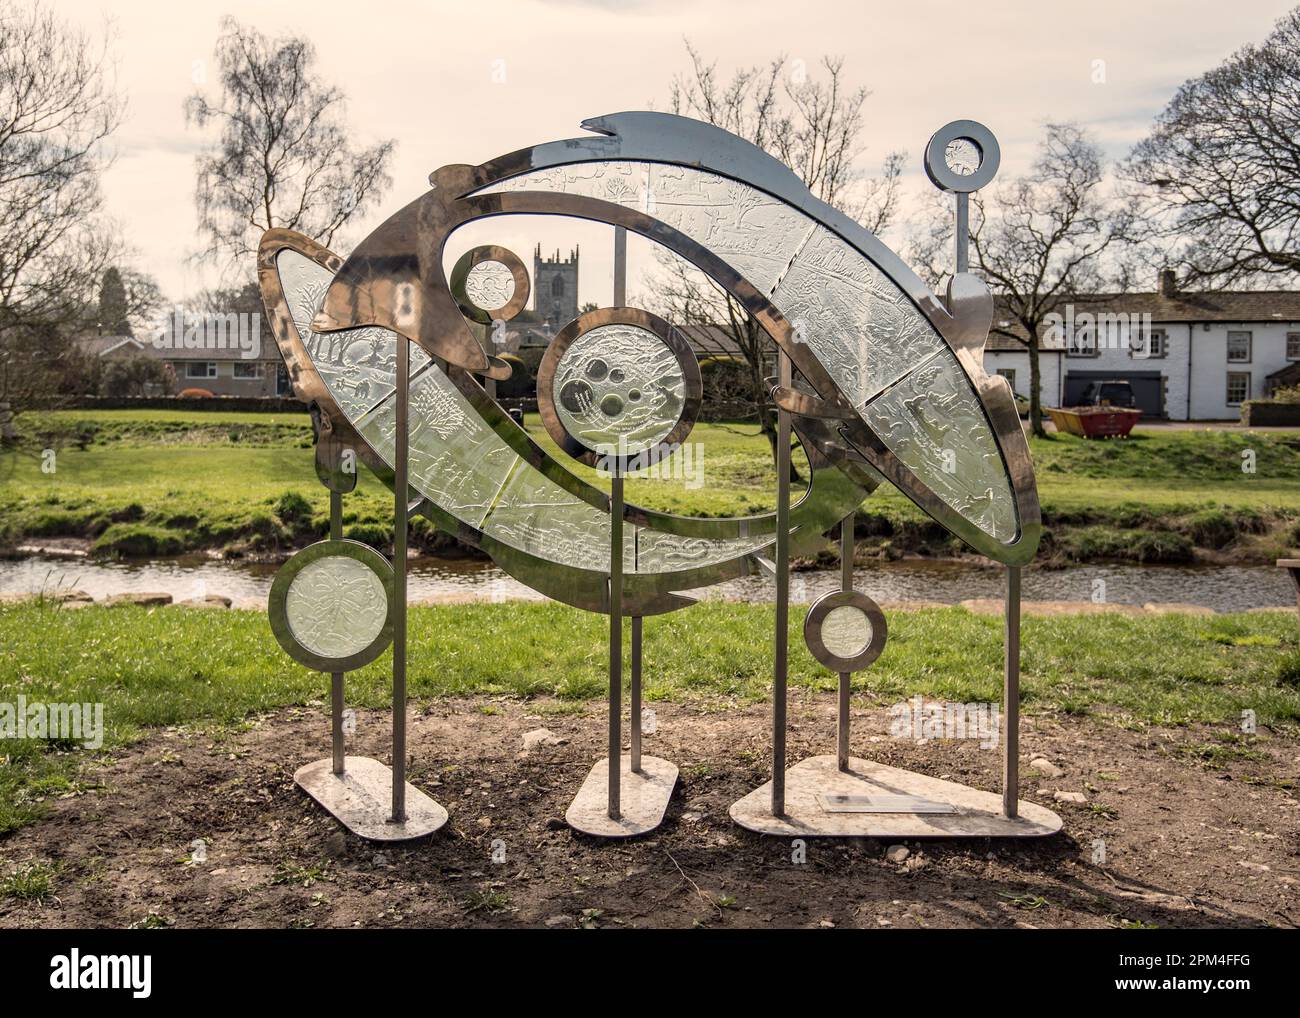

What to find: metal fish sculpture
left=258, top=112, right=1040, bottom=617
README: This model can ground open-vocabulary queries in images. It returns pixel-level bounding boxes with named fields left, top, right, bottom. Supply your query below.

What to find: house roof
left=75, top=334, right=144, bottom=357
left=988, top=288, right=1300, bottom=349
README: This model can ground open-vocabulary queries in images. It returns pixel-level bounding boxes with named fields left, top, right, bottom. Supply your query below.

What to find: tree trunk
left=1027, top=334, right=1045, bottom=439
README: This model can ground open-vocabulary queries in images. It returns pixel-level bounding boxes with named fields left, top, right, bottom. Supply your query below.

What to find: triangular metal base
left=729, top=755, right=1061, bottom=838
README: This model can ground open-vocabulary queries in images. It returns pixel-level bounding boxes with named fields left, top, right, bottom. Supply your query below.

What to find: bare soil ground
left=1, top=696, right=1297, bottom=929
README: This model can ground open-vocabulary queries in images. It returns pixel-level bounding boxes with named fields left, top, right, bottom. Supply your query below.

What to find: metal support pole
left=1002, top=564, right=1021, bottom=818
left=390, top=336, right=409, bottom=824
left=330, top=489, right=345, bottom=775
left=609, top=472, right=624, bottom=818
left=955, top=192, right=969, bottom=275
left=630, top=615, right=642, bottom=773
left=772, top=351, right=792, bottom=815
left=481, top=322, right=497, bottom=403
left=613, top=227, right=627, bottom=307
left=837, top=512, right=854, bottom=772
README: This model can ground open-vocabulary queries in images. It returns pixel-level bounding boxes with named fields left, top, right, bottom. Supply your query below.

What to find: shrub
left=273, top=490, right=313, bottom=525
left=495, top=353, right=535, bottom=399
left=93, top=523, right=187, bottom=557
left=1130, top=531, right=1194, bottom=563
left=177, top=388, right=214, bottom=398
left=1183, top=508, right=1237, bottom=549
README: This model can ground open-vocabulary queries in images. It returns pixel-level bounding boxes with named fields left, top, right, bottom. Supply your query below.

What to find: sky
left=60, top=0, right=1298, bottom=307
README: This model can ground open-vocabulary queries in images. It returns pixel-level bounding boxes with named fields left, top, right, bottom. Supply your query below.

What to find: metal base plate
left=294, top=756, right=448, bottom=842
left=566, top=755, right=678, bottom=838
left=729, top=755, right=1061, bottom=838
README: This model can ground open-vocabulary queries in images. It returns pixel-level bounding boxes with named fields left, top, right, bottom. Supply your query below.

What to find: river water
left=1, top=553, right=1293, bottom=613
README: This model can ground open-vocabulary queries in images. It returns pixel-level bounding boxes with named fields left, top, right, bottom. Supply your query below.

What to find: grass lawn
left=1, top=600, right=1297, bottom=834
left=1, top=408, right=1298, bottom=561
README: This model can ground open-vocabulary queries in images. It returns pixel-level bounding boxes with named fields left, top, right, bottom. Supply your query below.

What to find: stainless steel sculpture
left=261, top=111, right=1058, bottom=842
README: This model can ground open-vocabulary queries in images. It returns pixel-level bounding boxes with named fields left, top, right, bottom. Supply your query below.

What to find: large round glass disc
left=551, top=323, right=686, bottom=455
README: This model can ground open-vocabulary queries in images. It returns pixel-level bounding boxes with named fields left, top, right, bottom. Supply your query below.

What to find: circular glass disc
left=285, top=555, right=388, bottom=659
left=551, top=323, right=686, bottom=455
left=820, top=604, right=873, bottom=659
left=464, top=260, right=515, bottom=312
left=944, top=137, right=981, bottom=177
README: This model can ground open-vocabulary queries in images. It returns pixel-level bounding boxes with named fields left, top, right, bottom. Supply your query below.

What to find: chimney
left=1159, top=268, right=1178, bottom=298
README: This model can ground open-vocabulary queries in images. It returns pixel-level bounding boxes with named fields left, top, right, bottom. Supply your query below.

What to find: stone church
left=496, top=245, right=581, bottom=351
left=534, top=245, right=579, bottom=326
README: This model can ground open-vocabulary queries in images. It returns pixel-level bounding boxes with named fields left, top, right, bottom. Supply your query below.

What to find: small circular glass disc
left=465, top=260, right=515, bottom=313
left=944, top=137, right=981, bottom=177
left=285, top=555, right=388, bottom=659
left=821, top=605, right=873, bottom=659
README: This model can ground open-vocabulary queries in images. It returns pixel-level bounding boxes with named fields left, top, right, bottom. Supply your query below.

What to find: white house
left=982, top=271, right=1300, bottom=420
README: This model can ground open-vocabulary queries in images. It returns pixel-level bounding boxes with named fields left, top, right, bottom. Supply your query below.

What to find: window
left=1065, top=324, right=1097, bottom=357
left=1287, top=332, right=1300, bottom=360
left=995, top=367, right=1016, bottom=389
left=1226, top=372, right=1251, bottom=405
left=1226, top=330, right=1252, bottom=362
left=185, top=361, right=217, bottom=379
left=551, top=275, right=564, bottom=298
left=233, top=362, right=263, bottom=379
left=1131, top=328, right=1166, bottom=359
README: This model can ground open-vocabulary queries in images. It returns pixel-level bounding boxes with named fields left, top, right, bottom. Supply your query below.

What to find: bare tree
left=651, top=42, right=903, bottom=473
left=186, top=17, right=395, bottom=273
left=911, top=123, right=1128, bottom=437
left=1123, top=7, right=1300, bottom=286
left=0, top=1, right=123, bottom=436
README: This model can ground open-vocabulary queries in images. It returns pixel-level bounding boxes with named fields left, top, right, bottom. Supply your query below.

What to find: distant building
left=984, top=271, right=1300, bottom=420
left=533, top=245, right=579, bottom=327
left=124, top=310, right=291, bottom=397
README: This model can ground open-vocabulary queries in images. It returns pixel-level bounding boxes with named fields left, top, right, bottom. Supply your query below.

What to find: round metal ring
left=923, top=120, right=1000, bottom=194
left=803, top=589, right=887, bottom=673
left=268, top=539, right=394, bottom=673
left=449, top=244, right=530, bottom=324
left=536, top=306, right=702, bottom=471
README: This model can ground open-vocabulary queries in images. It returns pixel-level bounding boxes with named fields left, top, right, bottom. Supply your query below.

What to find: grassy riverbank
left=0, top=599, right=1297, bottom=834
left=1, top=409, right=1298, bottom=564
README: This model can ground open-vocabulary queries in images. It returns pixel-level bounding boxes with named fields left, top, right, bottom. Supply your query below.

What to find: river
left=0, top=553, right=1293, bottom=613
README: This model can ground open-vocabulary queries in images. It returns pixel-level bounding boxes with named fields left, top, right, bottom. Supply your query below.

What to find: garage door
left=1063, top=371, right=1165, bottom=418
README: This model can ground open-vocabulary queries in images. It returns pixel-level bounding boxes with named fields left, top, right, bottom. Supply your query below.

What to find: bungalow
left=144, top=308, right=290, bottom=397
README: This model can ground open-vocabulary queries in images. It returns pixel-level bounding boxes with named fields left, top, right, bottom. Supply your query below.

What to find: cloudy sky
left=62, top=0, right=1297, bottom=305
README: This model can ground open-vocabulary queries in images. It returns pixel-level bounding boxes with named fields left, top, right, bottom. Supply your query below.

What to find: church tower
left=533, top=245, right=579, bottom=326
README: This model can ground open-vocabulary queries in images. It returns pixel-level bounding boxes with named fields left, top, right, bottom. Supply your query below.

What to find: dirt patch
left=1, top=696, right=1297, bottom=929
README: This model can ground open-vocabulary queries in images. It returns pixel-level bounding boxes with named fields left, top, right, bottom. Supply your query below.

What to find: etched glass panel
left=483, top=468, right=631, bottom=570
left=465, top=260, right=514, bottom=310
left=553, top=324, right=684, bottom=454
left=862, top=350, right=1016, bottom=542
left=487, top=160, right=648, bottom=209
left=822, top=605, right=872, bottom=659
left=645, top=164, right=814, bottom=294
left=285, top=556, right=387, bottom=658
left=634, top=528, right=772, bottom=574
left=357, top=367, right=518, bottom=528
left=276, top=249, right=429, bottom=417
left=771, top=227, right=946, bottom=406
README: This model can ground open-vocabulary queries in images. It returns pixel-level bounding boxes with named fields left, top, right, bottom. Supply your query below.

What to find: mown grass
left=1, top=410, right=1298, bottom=560
left=0, top=600, right=1296, bottom=833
